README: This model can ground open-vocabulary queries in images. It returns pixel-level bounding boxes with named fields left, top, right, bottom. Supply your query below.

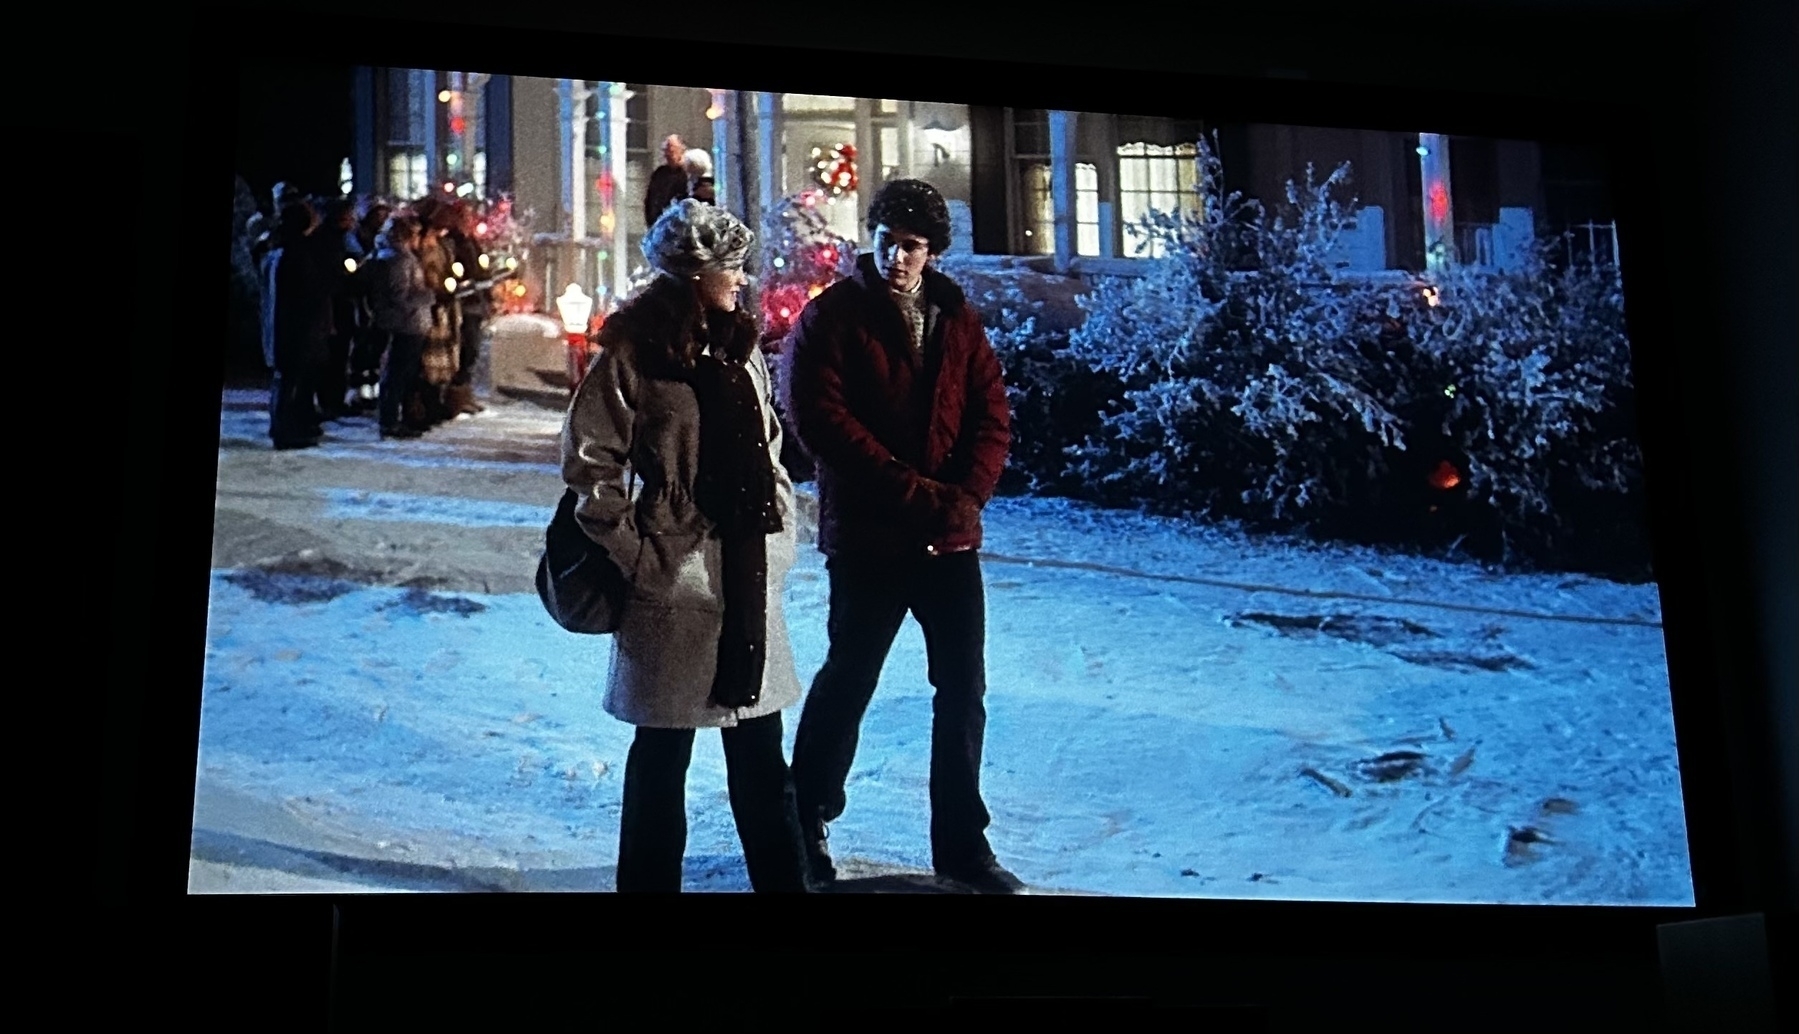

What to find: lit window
left=783, top=94, right=857, bottom=112
left=1076, top=162, right=1099, bottom=256
left=1013, top=109, right=1051, bottom=253
left=388, top=151, right=427, bottom=200
left=1117, top=141, right=1201, bottom=258
left=880, top=126, right=900, bottom=181
left=1020, top=163, right=1053, bottom=255
left=1015, top=162, right=1099, bottom=256
left=473, top=151, right=487, bottom=198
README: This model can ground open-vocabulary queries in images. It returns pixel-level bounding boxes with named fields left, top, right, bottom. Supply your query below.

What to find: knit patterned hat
left=641, top=198, right=753, bottom=278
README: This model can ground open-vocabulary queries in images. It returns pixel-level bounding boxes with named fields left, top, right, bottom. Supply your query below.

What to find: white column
left=1418, top=132, right=1456, bottom=271
left=609, top=84, right=630, bottom=303
left=557, top=79, right=577, bottom=236
left=756, top=92, right=781, bottom=218
left=853, top=97, right=874, bottom=238
left=464, top=72, right=489, bottom=194
left=710, top=89, right=733, bottom=213
left=570, top=81, right=589, bottom=243
left=1049, top=110, right=1078, bottom=272
left=421, top=69, right=441, bottom=196
left=899, top=100, right=915, bottom=179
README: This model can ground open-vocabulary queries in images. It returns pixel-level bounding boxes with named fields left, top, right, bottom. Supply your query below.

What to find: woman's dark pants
left=616, top=711, right=811, bottom=893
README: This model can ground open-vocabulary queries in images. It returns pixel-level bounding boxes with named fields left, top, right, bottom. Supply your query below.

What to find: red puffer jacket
left=783, top=254, right=1011, bottom=558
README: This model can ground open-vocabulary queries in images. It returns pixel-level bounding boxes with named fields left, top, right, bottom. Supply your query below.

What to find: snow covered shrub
left=1067, top=134, right=1404, bottom=524
left=1060, top=133, right=1644, bottom=574
left=952, top=273, right=1109, bottom=496
left=1411, top=240, right=1642, bottom=571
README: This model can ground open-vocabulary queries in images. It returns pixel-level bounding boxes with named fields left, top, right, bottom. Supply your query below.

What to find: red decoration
left=1428, top=181, right=1450, bottom=223
left=1428, top=460, right=1462, bottom=491
left=450, top=116, right=467, bottom=135
left=815, top=143, right=859, bottom=195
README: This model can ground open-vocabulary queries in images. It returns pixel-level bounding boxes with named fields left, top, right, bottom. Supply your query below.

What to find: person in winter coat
left=363, top=214, right=435, bottom=439
left=347, top=197, right=394, bottom=410
left=562, top=198, right=811, bottom=894
left=260, top=200, right=333, bottom=450
left=642, top=134, right=690, bottom=227
left=313, top=196, right=362, bottom=422
left=782, top=178, right=1023, bottom=893
left=411, top=197, right=461, bottom=427
left=445, top=203, right=491, bottom=416
left=683, top=148, right=716, bottom=205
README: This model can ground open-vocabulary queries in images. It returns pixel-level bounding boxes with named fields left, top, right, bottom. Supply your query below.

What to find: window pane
left=1119, top=158, right=1145, bottom=192
left=1020, top=162, right=1052, bottom=254
left=1150, top=160, right=1176, bottom=193
left=1078, top=223, right=1099, bottom=256
left=784, top=93, right=856, bottom=112
left=880, top=126, right=899, bottom=176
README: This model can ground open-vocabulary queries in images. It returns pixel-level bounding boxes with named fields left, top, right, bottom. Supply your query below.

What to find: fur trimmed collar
left=604, top=274, right=759, bottom=380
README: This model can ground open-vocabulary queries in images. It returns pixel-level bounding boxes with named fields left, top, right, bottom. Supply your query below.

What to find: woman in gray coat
left=563, top=199, right=811, bottom=893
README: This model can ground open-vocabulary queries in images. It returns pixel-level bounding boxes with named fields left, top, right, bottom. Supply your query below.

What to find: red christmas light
left=1428, top=181, right=1450, bottom=223
left=1428, top=460, right=1462, bottom=491
left=450, top=116, right=467, bottom=135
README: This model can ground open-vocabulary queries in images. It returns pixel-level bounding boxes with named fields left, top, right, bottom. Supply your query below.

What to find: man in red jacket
left=783, top=178, right=1023, bottom=894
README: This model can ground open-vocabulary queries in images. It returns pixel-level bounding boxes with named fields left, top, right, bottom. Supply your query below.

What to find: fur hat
left=641, top=198, right=753, bottom=278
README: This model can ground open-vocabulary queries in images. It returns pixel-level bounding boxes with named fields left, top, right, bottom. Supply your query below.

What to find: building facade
left=349, top=70, right=1619, bottom=316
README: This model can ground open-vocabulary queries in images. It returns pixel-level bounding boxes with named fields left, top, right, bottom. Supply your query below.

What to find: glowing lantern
left=556, top=283, right=594, bottom=335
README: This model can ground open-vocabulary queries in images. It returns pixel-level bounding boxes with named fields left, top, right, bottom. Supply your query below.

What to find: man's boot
left=801, top=809, right=836, bottom=888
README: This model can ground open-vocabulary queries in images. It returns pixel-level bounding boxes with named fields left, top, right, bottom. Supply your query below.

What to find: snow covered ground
left=190, top=390, right=1694, bottom=903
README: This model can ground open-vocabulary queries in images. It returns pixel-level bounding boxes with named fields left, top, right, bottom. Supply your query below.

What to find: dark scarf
left=690, top=309, right=783, bottom=710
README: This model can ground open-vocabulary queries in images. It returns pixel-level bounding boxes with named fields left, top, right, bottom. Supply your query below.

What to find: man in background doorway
left=644, top=134, right=691, bottom=227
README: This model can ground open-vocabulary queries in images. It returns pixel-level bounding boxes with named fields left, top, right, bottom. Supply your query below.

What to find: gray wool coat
left=561, top=327, right=802, bottom=729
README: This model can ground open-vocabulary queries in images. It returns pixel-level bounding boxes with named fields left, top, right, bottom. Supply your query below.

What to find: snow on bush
left=1011, top=133, right=1642, bottom=575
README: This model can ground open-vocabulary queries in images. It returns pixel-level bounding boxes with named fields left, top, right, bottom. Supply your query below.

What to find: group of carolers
left=252, top=182, right=506, bottom=448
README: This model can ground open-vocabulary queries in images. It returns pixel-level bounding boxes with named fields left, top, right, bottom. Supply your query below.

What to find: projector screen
left=198, top=66, right=1694, bottom=905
